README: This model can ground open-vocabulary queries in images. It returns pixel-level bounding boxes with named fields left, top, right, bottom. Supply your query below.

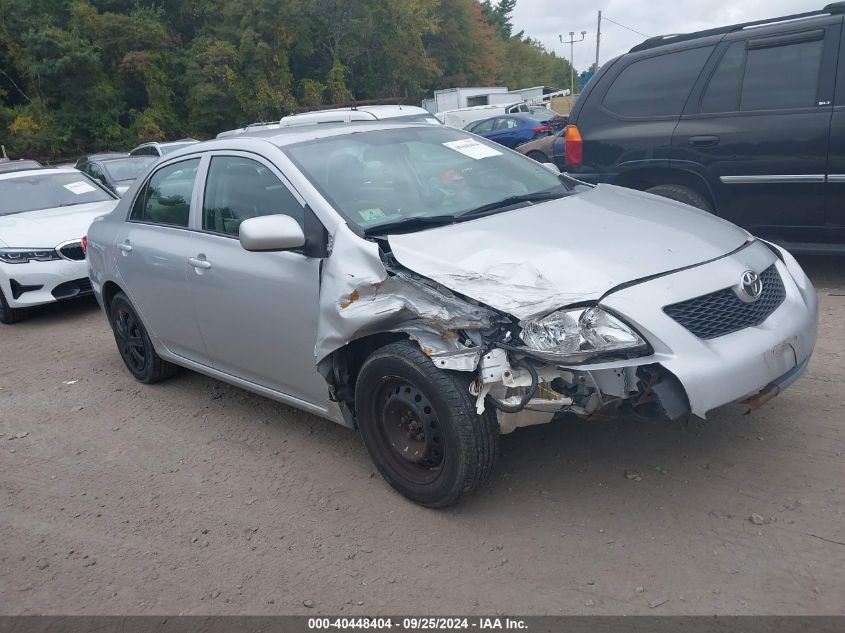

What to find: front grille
left=58, top=242, right=85, bottom=261
left=663, top=265, right=786, bottom=339
left=52, top=277, right=93, bottom=300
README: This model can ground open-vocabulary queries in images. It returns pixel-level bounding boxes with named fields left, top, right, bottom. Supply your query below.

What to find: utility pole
left=560, top=30, right=587, bottom=95
left=595, top=11, right=602, bottom=71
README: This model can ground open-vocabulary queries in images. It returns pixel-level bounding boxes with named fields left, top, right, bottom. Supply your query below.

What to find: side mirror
left=542, top=162, right=561, bottom=174
left=239, top=214, right=305, bottom=252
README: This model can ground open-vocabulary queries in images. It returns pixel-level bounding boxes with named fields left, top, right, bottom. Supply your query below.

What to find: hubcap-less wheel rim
left=374, top=378, right=444, bottom=486
left=114, top=307, right=146, bottom=373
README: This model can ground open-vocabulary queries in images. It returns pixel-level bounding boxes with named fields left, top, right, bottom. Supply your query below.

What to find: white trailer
left=429, top=87, right=508, bottom=113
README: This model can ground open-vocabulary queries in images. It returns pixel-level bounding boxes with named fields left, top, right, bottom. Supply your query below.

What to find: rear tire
left=526, top=151, right=548, bottom=163
left=0, top=288, right=30, bottom=324
left=355, top=341, right=499, bottom=507
left=109, top=292, right=179, bottom=383
left=646, top=184, right=713, bottom=212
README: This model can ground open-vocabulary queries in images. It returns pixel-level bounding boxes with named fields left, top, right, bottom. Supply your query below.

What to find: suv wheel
left=109, top=292, right=179, bottom=383
left=0, top=288, right=30, bottom=324
left=646, top=184, right=713, bottom=212
left=355, top=341, right=499, bottom=507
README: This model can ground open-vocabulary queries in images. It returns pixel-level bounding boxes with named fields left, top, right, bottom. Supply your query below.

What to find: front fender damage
left=315, top=224, right=690, bottom=433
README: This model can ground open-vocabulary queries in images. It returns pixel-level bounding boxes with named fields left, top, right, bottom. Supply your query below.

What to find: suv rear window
left=603, top=46, right=714, bottom=117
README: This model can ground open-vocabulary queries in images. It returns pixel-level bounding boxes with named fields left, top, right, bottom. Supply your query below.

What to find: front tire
left=645, top=184, right=713, bottom=212
left=0, top=288, right=30, bottom=324
left=109, top=292, right=179, bottom=383
left=355, top=341, right=499, bottom=507
left=526, top=151, right=548, bottom=163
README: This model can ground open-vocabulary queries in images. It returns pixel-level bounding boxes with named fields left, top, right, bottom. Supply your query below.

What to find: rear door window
left=130, top=158, right=200, bottom=227
left=701, top=42, right=745, bottom=113
left=740, top=38, right=824, bottom=111
left=603, top=46, right=715, bottom=117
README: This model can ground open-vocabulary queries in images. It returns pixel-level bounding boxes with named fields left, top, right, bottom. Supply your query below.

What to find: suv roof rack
left=629, top=3, right=845, bottom=53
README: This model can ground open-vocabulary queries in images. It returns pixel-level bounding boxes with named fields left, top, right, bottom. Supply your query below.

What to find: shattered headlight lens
left=521, top=307, right=647, bottom=362
left=0, top=248, right=61, bottom=264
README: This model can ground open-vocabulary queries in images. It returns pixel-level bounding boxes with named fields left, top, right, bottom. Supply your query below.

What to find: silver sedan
left=86, top=122, right=818, bottom=507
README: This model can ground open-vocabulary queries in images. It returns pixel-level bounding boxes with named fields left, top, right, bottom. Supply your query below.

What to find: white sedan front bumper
left=0, top=258, right=92, bottom=309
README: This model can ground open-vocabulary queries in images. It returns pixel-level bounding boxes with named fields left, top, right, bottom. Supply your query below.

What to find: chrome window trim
left=720, top=174, right=826, bottom=183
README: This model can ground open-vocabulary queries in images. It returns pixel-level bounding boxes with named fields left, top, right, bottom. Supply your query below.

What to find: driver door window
left=202, top=156, right=304, bottom=235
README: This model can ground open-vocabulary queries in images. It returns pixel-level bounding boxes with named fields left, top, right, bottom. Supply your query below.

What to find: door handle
left=188, top=256, right=212, bottom=270
left=688, top=135, right=720, bottom=147
left=117, top=242, right=132, bottom=253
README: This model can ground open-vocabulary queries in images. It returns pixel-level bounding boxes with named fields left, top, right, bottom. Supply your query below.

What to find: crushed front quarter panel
left=315, top=223, right=495, bottom=364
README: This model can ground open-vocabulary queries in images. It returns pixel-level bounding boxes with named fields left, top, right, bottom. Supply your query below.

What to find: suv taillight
left=564, top=125, right=583, bottom=167
left=81, top=235, right=88, bottom=255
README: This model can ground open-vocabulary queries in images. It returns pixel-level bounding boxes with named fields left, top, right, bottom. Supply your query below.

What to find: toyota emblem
left=738, top=270, right=764, bottom=302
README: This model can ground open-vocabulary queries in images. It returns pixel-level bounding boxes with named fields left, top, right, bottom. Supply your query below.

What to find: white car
left=216, top=105, right=441, bottom=138
left=0, top=168, right=118, bottom=323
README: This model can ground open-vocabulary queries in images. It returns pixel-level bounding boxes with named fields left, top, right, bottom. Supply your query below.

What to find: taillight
left=565, top=125, right=583, bottom=167
left=532, top=125, right=551, bottom=134
left=80, top=235, right=88, bottom=255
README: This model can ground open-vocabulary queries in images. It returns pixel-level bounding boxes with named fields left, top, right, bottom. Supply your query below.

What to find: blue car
left=464, top=114, right=551, bottom=149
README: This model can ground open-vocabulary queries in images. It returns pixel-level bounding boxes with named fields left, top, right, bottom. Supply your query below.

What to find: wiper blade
left=456, top=191, right=565, bottom=218
left=363, top=214, right=457, bottom=236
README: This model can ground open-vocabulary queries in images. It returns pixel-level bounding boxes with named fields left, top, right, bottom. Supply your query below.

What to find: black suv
left=565, top=3, right=845, bottom=253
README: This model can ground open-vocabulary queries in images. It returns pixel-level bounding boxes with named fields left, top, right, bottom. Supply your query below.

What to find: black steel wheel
left=373, top=377, right=445, bottom=486
left=355, top=341, right=499, bottom=507
left=109, top=292, right=179, bottom=383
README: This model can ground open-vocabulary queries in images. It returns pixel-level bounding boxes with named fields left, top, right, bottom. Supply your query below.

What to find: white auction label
left=442, top=138, right=503, bottom=160
left=64, top=181, right=98, bottom=195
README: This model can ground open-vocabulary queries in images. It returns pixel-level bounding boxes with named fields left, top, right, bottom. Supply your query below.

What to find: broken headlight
left=520, top=307, right=647, bottom=363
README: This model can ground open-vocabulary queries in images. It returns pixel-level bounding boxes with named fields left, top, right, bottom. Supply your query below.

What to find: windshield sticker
left=358, top=207, right=386, bottom=222
left=63, top=181, right=98, bottom=195
left=442, top=138, right=502, bottom=160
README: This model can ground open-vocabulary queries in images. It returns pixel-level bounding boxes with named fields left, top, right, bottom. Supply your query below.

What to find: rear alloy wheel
left=109, top=292, right=179, bottom=383
left=355, top=341, right=499, bottom=507
left=0, top=288, right=30, bottom=324
left=646, top=184, right=713, bottom=212
left=526, top=151, right=548, bottom=163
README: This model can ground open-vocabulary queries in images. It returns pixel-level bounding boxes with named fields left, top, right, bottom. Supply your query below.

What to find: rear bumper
left=0, top=259, right=92, bottom=308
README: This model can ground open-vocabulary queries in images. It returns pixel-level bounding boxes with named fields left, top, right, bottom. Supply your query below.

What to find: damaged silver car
left=86, top=122, right=818, bottom=506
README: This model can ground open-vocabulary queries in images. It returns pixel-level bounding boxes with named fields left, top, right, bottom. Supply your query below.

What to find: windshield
left=0, top=173, right=113, bottom=216
left=285, top=126, right=577, bottom=233
left=102, top=157, right=155, bottom=182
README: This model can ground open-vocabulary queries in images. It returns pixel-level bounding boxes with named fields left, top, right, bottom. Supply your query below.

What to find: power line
left=601, top=15, right=651, bottom=39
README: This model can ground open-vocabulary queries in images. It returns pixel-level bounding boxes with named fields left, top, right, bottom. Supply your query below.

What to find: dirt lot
left=1, top=256, right=844, bottom=615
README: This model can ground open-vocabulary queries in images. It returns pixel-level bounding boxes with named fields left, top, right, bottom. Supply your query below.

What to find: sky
left=511, top=0, right=822, bottom=72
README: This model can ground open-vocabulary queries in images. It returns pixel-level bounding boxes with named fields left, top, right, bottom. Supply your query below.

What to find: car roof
left=630, top=2, right=845, bottom=53
left=163, top=121, right=442, bottom=160
left=0, top=167, right=80, bottom=181
left=80, top=152, right=127, bottom=162
left=134, top=139, right=199, bottom=149
left=0, top=159, right=43, bottom=174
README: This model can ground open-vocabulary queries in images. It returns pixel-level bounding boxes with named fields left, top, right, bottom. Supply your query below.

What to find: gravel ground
left=1, top=256, right=844, bottom=615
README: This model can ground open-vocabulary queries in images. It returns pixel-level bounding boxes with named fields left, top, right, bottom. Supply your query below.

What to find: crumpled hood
left=387, top=184, right=749, bottom=319
left=0, top=201, right=117, bottom=248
